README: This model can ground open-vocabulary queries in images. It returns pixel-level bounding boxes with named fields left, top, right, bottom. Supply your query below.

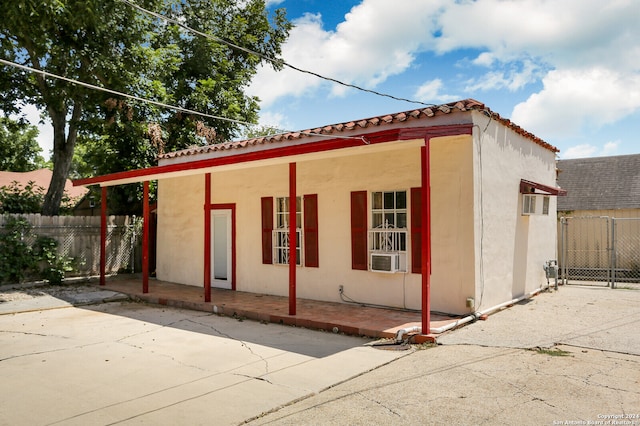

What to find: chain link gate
left=611, top=218, right=640, bottom=287
left=560, top=216, right=611, bottom=286
left=560, top=216, right=640, bottom=288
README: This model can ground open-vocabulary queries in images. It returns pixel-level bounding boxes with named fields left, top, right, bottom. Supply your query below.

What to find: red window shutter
left=303, top=194, right=319, bottom=267
left=261, top=197, right=273, bottom=264
left=411, top=187, right=422, bottom=274
left=350, top=191, right=368, bottom=270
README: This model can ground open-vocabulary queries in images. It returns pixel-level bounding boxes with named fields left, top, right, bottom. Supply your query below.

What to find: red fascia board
left=73, top=124, right=473, bottom=187
left=520, top=179, right=567, bottom=196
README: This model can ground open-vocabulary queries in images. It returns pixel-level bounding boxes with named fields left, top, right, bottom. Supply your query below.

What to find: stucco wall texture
left=156, top=118, right=558, bottom=315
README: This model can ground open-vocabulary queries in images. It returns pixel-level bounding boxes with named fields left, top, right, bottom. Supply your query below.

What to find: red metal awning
left=520, top=179, right=567, bottom=196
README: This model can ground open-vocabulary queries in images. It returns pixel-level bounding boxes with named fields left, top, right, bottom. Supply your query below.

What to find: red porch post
left=142, top=181, right=150, bottom=293
left=100, top=186, right=107, bottom=286
left=289, top=162, right=297, bottom=315
left=204, top=173, right=212, bottom=303
left=421, top=144, right=431, bottom=334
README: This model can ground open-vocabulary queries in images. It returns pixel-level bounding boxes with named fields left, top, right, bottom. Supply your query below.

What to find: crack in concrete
left=0, top=341, right=103, bottom=362
left=0, top=329, right=70, bottom=338
left=113, top=318, right=211, bottom=372
left=232, top=372, right=273, bottom=384
left=355, top=391, right=401, bottom=417
left=111, top=316, right=273, bottom=378
left=183, top=316, right=272, bottom=380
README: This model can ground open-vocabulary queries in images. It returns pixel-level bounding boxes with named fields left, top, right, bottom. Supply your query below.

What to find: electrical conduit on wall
left=394, top=286, right=547, bottom=341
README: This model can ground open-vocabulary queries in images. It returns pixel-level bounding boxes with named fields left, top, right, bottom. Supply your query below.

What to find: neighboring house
left=75, top=99, right=564, bottom=327
left=557, top=154, right=640, bottom=217
left=0, top=168, right=88, bottom=212
left=556, top=155, right=640, bottom=282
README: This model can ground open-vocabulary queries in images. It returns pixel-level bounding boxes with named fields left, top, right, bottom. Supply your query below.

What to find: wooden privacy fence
left=559, top=216, right=640, bottom=287
left=0, top=214, right=141, bottom=278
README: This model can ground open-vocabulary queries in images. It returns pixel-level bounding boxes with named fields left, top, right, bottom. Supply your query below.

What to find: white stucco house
left=75, top=99, right=565, bottom=332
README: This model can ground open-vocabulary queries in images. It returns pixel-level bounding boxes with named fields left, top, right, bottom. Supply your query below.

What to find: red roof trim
left=520, top=179, right=567, bottom=196
left=159, top=99, right=558, bottom=161
left=75, top=125, right=471, bottom=187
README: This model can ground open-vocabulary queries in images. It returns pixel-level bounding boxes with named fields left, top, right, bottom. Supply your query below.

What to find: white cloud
left=561, top=141, right=620, bottom=159
left=511, top=68, right=640, bottom=139
left=414, top=79, right=458, bottom=103
left=257, top=110, right=291, bottom=131
left=248, top=0, right=447, bottom=105
left=265, top=0, right=285, bottom=6
left=251, top=0, right=640, bottom=151
left=465, top=59, right=544, bottom=92
left=601, top=141, right=619, bottom=156
left=441, top=0, right=640, bottom=140
left=561, top=144, right=598, bottom=159
left=436, top=0, right=640, bottom=68
left=472, top=52, right=495, bottom=67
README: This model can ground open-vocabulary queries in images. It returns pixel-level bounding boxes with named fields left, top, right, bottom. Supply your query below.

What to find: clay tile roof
left=0, top=169, right=88, bottom=206
left=158, top=98, right=558, bottom=160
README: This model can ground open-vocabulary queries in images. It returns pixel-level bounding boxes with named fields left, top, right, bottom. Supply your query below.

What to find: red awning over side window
left=520, top=179, right=567, bottom=196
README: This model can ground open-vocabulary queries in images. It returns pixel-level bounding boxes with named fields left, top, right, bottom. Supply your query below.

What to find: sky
left=25, top=0, right=640, bottom=160
left=247, top=0, right=640, bottom=159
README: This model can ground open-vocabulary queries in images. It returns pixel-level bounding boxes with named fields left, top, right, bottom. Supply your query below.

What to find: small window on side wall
left=522, top=194, right=550, bottom=216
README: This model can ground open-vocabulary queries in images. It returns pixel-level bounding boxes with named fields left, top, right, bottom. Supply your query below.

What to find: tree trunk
left=41, top=104, right=81, bottom=216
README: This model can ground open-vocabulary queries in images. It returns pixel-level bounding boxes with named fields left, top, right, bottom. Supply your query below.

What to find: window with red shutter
left=263, top=195, right=318, bottom=267
left=350, top=191, right=368, bottom=270
left=261, top=197, right=273, bottom=264
left=303, top=194, right=319, bottom=267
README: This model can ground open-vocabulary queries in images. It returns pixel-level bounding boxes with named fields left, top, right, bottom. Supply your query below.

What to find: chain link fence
left=560, top=216, right=640, bottom=288
left=612, top=218, right=640, bottom=286
left=0, top=214, right=142, bottom=281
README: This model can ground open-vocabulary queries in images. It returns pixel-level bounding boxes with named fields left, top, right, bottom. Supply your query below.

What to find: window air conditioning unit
left=370, top=253, right=400, bottom=273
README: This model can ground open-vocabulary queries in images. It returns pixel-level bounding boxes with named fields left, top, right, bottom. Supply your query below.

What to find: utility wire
left=121, top=0, right=436, bottom=107
left=0, top=58, right=251, bottom=127
left=0, top=58, right=370, bottom=143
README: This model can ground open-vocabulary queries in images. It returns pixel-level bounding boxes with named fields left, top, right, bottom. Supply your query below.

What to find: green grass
left=531, top=347, right=573, bottom=357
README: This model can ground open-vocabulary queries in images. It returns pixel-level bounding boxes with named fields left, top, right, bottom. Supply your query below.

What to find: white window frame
left=522, top=194, right=551, bottom=216
left=368, top=190, right=408, bottom=273
left=273, top=196, right=303, bottom=266
left=542, top=195, right=550, bottom=215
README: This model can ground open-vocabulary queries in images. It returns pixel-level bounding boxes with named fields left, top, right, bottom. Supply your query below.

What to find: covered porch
left=103, top=277, right=464, bottom=341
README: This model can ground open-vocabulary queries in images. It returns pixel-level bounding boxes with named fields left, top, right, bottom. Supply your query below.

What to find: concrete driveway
left=249, top=286, right=640, bottom=425
left=0, top=299, right=406, bottom=425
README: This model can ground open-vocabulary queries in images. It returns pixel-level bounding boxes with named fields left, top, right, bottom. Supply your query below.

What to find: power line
left=0, top=58, right=253, bottom=126
left=0, top=58, right=370, bottom=143
left=121, top=0, right=436, bottom=107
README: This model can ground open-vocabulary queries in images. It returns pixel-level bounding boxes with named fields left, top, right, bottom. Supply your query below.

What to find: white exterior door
left=211, top=209, right=232, bottom=289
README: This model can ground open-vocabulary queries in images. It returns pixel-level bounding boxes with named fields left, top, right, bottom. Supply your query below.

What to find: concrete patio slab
left=0, top=301, right=407, bottom=425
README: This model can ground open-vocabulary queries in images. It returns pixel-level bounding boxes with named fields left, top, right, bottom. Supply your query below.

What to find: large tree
left=1, top=0, right=290, bottom=215
left=0, top=117, right=47, bottom=171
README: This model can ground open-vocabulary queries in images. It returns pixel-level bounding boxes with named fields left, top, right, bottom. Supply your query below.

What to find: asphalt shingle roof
left=557, top=154, right=640, bottom=211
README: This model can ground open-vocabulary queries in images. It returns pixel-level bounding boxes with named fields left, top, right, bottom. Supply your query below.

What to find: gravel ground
left=0, top=282, right=102, bottom=303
